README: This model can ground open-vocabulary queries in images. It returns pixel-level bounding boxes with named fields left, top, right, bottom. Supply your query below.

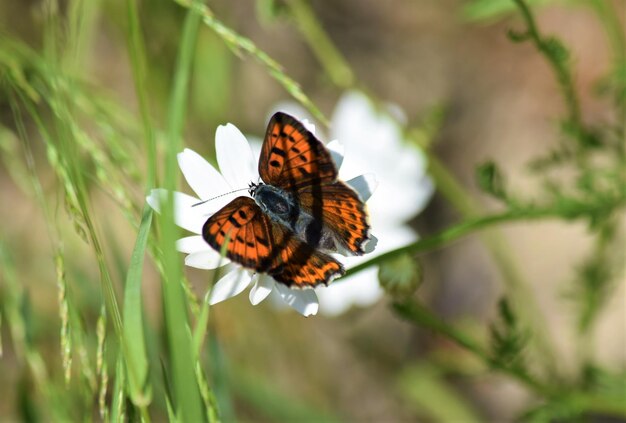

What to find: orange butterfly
left=202, top=112, right=371, bottom=288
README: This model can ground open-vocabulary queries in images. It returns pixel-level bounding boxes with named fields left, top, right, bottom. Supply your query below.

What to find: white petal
left=327, top=139, right=344, bottom=169
left=316, top=267, right=383, bottom=316
left=274, top=284, right=319, bottom=317
left=247, top=136, right=264, bottom=165
left=362, top=233, right=378, bottom=254
left=331, top=91, right=434, bottom=225
left=208, top=269, right=252, bottom=305
left=362, top=225, right=416, bottom=259
left=184, top=250, right=229, bottom=270
left=177, top=148, right=230, bottom=201
left=249, top=274, right=274, bottom=305
left=346, top=173, right=378, bottom=202
left=216, top=124, right=258, bottom=189
left=368, top=171, right=433, bottom=224
left=176, top=235, right=209, bottom=254
left=147, top=189, right=207, bottom=234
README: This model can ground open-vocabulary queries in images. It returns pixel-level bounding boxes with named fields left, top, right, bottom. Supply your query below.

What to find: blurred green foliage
left=0, top=0, right=625, bottom=421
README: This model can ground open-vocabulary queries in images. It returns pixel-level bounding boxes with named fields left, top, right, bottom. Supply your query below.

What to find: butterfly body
left=202, top=112, right=371, bottom=288
left=251, top=183, right=299, bottom=231
left=251, top=182, right=342, bottom=254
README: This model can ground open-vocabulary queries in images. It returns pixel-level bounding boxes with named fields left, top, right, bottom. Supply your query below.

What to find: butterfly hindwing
left=202, top=196, right=344, bottom=287
left=259, top=112, right=337, bottom=190
left=267, top=222, right=345, bottom=288
left=298, top=181, right=371, bottom=255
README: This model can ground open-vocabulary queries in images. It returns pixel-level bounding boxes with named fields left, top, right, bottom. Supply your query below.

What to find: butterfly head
left=248, top=181, right=262, bottom=197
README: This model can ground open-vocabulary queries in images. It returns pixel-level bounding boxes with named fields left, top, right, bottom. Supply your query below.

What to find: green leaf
left=122, top=203, right=153, bottom=406
left=231, top=369, right=341, bottom=423
left=489, top=297, right=528, bottom=366
left=476, top=161, right=508, bottom=200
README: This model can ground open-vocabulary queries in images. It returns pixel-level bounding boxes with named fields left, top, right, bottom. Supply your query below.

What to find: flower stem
left=392, top=300, right=550, bottom=395
left=345, top=192, right=626, bottom=277
left=424, top=154, right=560, bottom=374
left=511, top=0, right=586, bottom=145
left=284, top=0, right=355, bottom=89
left=392, top=299, right=626, bottom=418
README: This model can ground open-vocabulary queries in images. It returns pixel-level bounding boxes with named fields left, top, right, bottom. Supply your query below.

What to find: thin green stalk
left=393, top=300, right=550, bottom=395
left=192, top=236, right=230, bottom=358
left=173, top=0, right=329, bottom=126
left=0, top=242, right=53, bottom=413
left=126, top=0, right=157, bottom=188
left=588, top=0, right=626, bottom=161
left=284, top=0, right=354, bottom=88
left=426, top=154, right=560, bottom=373
left=123, top=0, right=160, bottom=412
left=587, top=0, right=626, bottom=74
left=392, top=299, right=626, bottom=418
left=345, top=192, right=626, bottom=276
left=511, top=0, right=586, bottom=143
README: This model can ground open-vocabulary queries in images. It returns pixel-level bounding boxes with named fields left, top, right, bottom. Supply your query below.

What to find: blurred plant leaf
left=398, top=364, right=482, bottom=423
left=209, top=333, right=236, bottom=422
left=230, top=368, right=341, bottom=423
left=476, top=161, right=508, bottom=201
left=110, top=356, right=126, bottom=422
left=378, top=254, right=422, bottom=299
left=191, top=31, right=232, bottom=126
left=566, top=220, right=622, bottom=334
left=489, top=298, right=528, bottom=367
left=256, top=0, right=289, bottom=24
left=463, top=0, right=551, bottom=22
left=122, top=203, right=153, bottom=406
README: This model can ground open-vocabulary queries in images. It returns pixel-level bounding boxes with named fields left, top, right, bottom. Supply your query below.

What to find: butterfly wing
left=267, top=222, right=345, bottom=288
left=259, top=112, right=337, bottom=190
left=202, top=196, right=276, bottom=271
left=298, top=181, right=371, bottom=255
left=202, top=196, right=344, bottom=287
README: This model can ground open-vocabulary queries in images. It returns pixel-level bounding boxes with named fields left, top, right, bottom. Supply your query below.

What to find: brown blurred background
left=0, top=0, right=624, bottom=421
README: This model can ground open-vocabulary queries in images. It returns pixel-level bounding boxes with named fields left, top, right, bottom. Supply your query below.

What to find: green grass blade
left=125, top=0, right=157, bottom=187
left=160, top=2, right=207, bottom=420
left=122, top=203, right=153, bottom=406
left=173, top=0, right=329, bottom=126
left=110, top=355, right=127, bottom=422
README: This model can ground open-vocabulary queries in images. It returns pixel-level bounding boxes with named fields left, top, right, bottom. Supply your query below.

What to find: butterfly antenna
left=192, top=188, right=250, bottom=207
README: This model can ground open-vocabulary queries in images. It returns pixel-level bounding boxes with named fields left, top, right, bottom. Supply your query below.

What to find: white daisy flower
left=271, top=91, right=434, bottom=316
left=147, top=119, right=377, bottom=317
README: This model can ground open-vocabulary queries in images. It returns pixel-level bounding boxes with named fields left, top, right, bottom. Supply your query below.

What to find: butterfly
left=202, top=112, right=371, bottom=288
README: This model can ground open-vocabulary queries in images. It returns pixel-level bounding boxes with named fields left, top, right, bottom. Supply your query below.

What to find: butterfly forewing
left=259, top=112, right=337, bottom=190
left=298, top=181, right=371, bottom=255
left=202, top=197, right=275, bottom=271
